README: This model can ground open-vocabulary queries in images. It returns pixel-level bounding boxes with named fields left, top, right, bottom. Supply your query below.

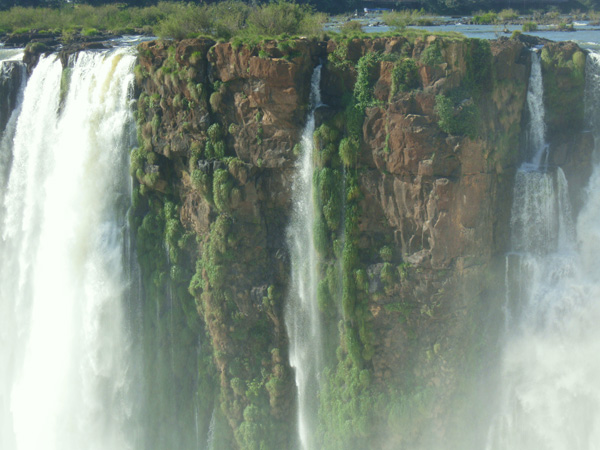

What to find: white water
left=527, top=51, right=549, bottom=168
left=487, top=50, right=600, bottom=450
left=0, top=49, right=139, bottom=450
left=285, top=65, right=323, bottom=450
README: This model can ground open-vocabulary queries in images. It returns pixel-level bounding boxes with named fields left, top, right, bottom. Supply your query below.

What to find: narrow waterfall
left=526, top=51, right=548, bottom=168
left=0, top=49, right=139, bottom=450
left=285, top=65, right=323, bottom=450
left=487, top=50, right=600, bottom=449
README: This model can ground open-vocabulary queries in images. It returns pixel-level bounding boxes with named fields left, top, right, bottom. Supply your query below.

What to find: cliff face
left=132, top=35, right=591, bottom=449
left=0, top=59, right=24, bottom=133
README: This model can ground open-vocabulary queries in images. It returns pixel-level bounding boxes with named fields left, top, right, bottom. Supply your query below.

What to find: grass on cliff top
left=0, top=3, right=169, bottom=35
left=328, top=28, right=466, bottom=43
left=0, top=1, right=327, bottom=40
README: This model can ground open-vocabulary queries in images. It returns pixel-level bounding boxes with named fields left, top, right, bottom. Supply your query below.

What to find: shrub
left=340, top=20, right=363, bottom=34
left=339, top=137, right=359, bottom=167
left=435, top=93, right=478, bottom=138
left=328, top=41, right=350, bottom=69
left=498, top=8, right=519, bottom=21
left=390, top=58, right=419, bottom=98
left=382, top=11, right=408, bottom=30
left=380, top=246, right=393, bottom=262
left=557, top=22, right=574, bottom=31
left=380, top=262, right=396, bottom=286
left=211, top=0, right=251, bottom=40
left=313, top=123, right=339, bottom=164
left=25, top=41, right=49, bottom=54
left=246, top=0, right=324, bottom=37
left=467, top=39, right=492, bottom=94
left=314, top=167, right=342, bottom=231
left=522, top=22, right=538, bottom=32
left=317, top=279, right=333, bottom=313
left=354, top=52, right=382, bottom=110
left=82, top=27, right=99, bottom=37
left=420, top=40, right=444, bottom=66
left=213, top=169, right=233, bottom=211
left=154, top=3, right=211, bottom=39
left=473, top=11, right=497, bottom=25
left=313, top=216, right=330, bottom=256
left=209, top=91, right=223, bottom=112
left=213, top=141, right=226, bottom=159
left=382, top=10, right=428, bottom=30
left=207, top=123, right=223, bottom=142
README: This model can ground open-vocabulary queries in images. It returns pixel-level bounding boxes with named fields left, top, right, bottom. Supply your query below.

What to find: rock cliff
left=130, top=34, right=591, bottom=449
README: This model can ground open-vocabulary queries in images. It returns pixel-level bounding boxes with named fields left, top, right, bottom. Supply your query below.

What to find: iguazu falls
left=4, top=2, right=600, bottom=449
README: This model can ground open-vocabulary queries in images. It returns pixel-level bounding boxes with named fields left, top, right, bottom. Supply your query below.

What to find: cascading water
left=526, top=51, right=549, bottom=168
left=0, top=48, right=140, bottom=450
left=285, top=65, right=323, bottom=450
left=487, top=49, right=600, bottom=449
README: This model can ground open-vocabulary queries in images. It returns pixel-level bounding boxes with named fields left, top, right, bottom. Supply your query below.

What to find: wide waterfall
left=285, top=64, right=323, bottom=450
left=0, top=49, right=140, bottom=450
left=487, top=49, right=600, bottom=449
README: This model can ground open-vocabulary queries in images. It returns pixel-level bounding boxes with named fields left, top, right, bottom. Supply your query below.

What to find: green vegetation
left=132, top=182, right=217, bottom=448
left=354, top=52, right=382, bottom=111
left=339, top=20, right=363, bottom=35
left=435, top=93, right=477, bottom=137
left=0, top=1, right=326, bottom=41
left=390, top=58, right=419, bottom=99
left=0, top=3, right=168, bottom=35
left=472, top=11, right=497, bottom=25
left=382, top=9, right=433, bottom=30
left=556, top=22, right=574, bottom=31
left=318, top=362, right=375, bottom=450
left=522, top=21, right=538, bottom=32
left=420, top=40, right=444, bottom=66
left=133, top=36, right=297, bottom=449
left=498, top=8, right=519, bottom=21
left=431, top=38, right=490, bottom=138
left=246, top=1, right=324, bottom=37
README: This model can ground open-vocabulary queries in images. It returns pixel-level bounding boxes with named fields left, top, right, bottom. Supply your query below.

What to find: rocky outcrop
left=0, top=59, right=25, bottom=133
left=132, top=35, right=592, bottom=449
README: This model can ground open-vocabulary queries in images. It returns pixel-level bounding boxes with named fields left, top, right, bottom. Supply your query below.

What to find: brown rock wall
left=135, top=35, right=593, bottom=448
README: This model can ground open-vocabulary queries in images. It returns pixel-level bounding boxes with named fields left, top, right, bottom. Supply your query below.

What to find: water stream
left=0, top=49, right=140, bottom=450
left=487, top=48, right=600, bottom=450
left=285, top=64, right=323, bottom=450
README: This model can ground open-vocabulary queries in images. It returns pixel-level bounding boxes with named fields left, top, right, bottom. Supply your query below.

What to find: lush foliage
left=354, top=52, right=382, bottom=111
left=522, top=21, right=538, bottom=32
left=472, top=11, right=497, bottom=24
left=0, top=3, right=172, bottom=34
left=0, top=1, right=325, bottom=39
left=435, top=93, right=478, bottom=137
left=5, top=0, right=600, bottom=18
left=390, top=58, right=419, bottom=98
left=382, top=9, right=433, bottom=30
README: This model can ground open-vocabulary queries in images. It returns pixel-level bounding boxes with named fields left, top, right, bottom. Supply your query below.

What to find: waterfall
left=487, top=50, right=600, bottom=449
left=285, top=65, right=323, bottom=450
left=0, top=48, right=139, bottom=450
left=527, top=51, right=548, bottom=168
